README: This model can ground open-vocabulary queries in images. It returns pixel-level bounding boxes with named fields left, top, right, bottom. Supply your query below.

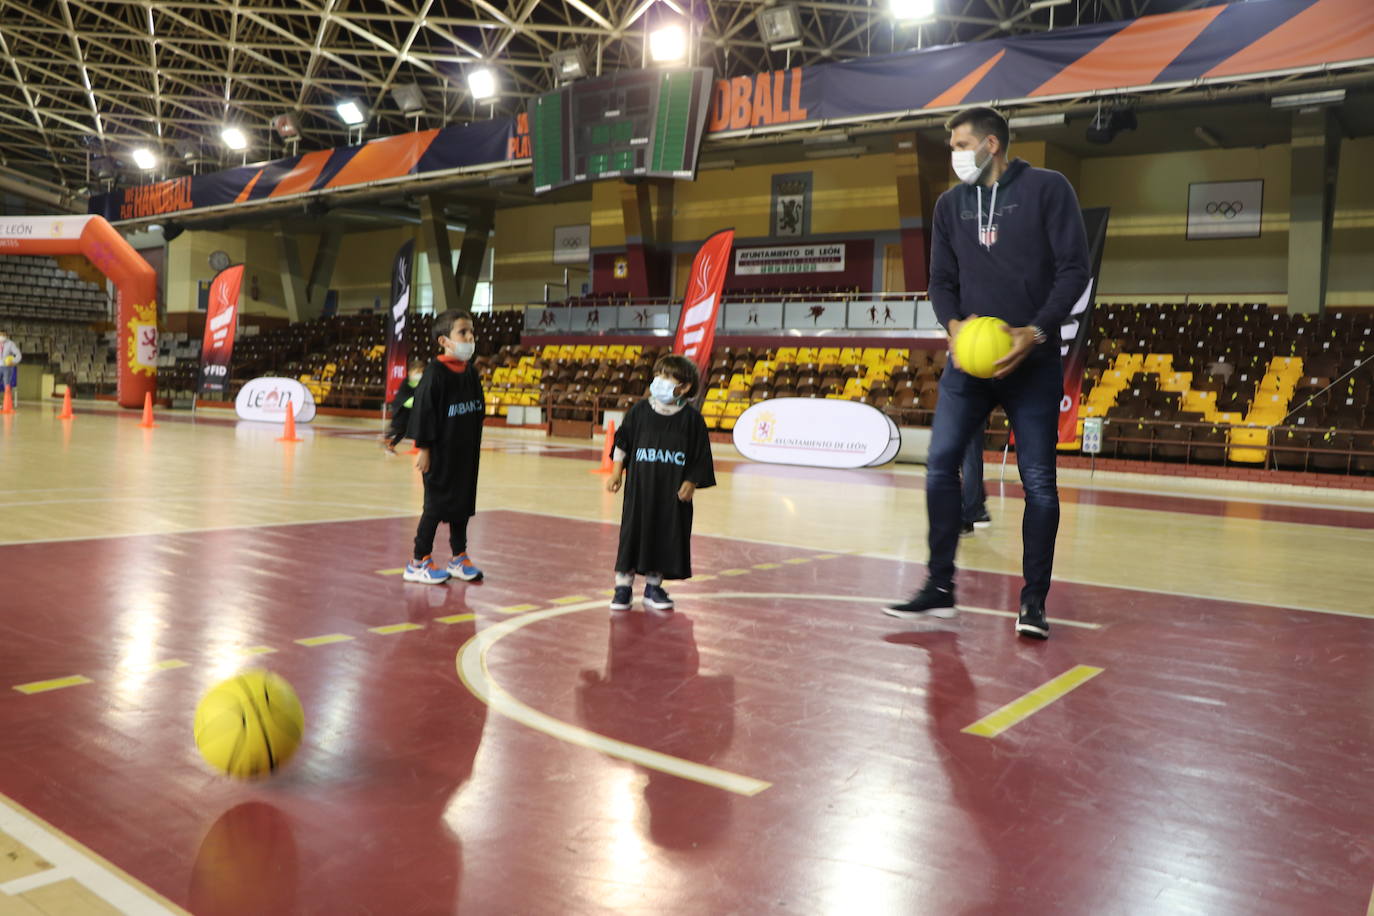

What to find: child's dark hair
left=653, top=354, right=700, bottom=400
left=408, top=357, right=428, bottom=371
left=432, top=309, right=474, bottom=345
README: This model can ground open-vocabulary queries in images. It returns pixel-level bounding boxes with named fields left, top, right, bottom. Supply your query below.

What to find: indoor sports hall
left=1, top=0, right=1373, bottom=914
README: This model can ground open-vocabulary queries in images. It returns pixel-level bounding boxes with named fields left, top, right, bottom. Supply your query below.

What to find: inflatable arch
left=0, top=215, right=157, bottom=408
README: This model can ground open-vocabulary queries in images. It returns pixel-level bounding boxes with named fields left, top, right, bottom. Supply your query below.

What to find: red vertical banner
left=199, top=264, right=243, bottom=398
left=384, top=240, right=414, bottom=405
left=672, top=229, right=734, bottom=378
left=1057, top=208, right=1110, bottom=443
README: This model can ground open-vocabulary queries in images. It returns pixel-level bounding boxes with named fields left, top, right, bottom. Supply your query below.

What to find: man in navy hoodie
left=886, top=106, right=1090, bottom=640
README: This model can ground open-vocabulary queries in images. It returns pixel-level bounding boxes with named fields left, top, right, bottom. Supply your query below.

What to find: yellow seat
left=795, top=347, right=819, bottom=363
left=774, top=347, right=797, bottom=364
left=1143, top=354, right=1173, bottom=374
left=492, top=368, right=511, bottom=384
left=705, top=387, right=727, bottom=402
left=885, top=348, right=909, bottom=365
left=541, top=344, right=560, bottom=360
left=557, top=344, right=576, bottom=359
left=590, top=345, right=607, bottom=359
left=606, top=345, right=625, bottom=360
left=1228, top=426, right=1268, bottom=463
left=623, top=345, right=642, bottom=359
left=727, top=374, right=748, bottom=392
left=720, top=402, right=747, bottom=431
left=838, top=348, right=861, bottom=365
left=702, top=399, right=725, bottom=416
left=817, top=347, right=841, bottom=365
left=572, top=345, right=591, bottom=360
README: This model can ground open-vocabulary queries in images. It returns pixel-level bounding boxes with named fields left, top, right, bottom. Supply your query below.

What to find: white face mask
left=408, top=372, right=423, bottom=385
left=952, top=137, right=991, bottom=185
left=450, top=340, right=476, bottom=362
left=649, top=376, right=679, bottom=404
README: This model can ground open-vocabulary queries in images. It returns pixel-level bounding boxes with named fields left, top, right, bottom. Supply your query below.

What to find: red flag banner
left=199, top=264, right=243, bottom=398
left=673, top=229, right=734, bottom=378
left=384, top=240, right=415, bottom=405
left=1056, top=208, right=1110, bottom=443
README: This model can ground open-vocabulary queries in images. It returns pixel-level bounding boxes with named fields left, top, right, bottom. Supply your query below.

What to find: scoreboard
left=530, top=68, right=714, bottom=194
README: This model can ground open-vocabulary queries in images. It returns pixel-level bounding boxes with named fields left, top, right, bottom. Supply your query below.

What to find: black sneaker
left=643, top=583, right=674, bottom=611
left=609, top=586, right=633, bottom=611
left=971, top=509, right=992, bottom=528
left=960, top=521, right=975, bottom=538
left=884, top=582, right=957, bottom=620
left=1016, top=600, right=1050, bottom=639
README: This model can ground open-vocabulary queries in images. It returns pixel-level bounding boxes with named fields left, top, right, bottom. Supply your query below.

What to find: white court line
left=456, top=597, right=773, bottom=797
left=0, top=795, right=182, bottom=914
left=490, top=507, right=1373, bottom=623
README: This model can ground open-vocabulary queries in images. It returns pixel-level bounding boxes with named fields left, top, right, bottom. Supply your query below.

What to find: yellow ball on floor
left=953, top=316, right=1014, bottom=379
left=194, top=670, right=304, bottom=780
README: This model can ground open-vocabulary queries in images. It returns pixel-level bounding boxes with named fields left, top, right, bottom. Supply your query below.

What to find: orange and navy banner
left=200, top=264, right=243, bottom=398
left=674, top=229, right=734, bottom=379
left=91, top=0, right=1370, bottom=220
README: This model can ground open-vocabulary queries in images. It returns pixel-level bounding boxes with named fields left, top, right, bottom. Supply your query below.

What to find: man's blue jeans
left=926, top=346, right=1062, bottom=604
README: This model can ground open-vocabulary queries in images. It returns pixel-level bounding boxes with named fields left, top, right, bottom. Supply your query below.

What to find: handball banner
left=199, top=264, right=243, bottom=399
left=90, top=0, right=1370, bottom=223
left=384, top=241, right=414, bottom=406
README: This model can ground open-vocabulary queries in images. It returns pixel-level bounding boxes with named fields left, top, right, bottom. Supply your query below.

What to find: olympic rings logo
left=1206, top=200, right=1244, bottom=219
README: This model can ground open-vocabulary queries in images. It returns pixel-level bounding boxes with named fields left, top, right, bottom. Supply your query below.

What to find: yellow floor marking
left=494, top=604, right=539, bottom=615
left=962, top=665, right=1105, bottom=738
left=1366, top=882, right=1374, bottom=916
left=435, top=613, right=476, bottom=624
left=783, top=557, right=811, bottom=565
left=456, top=596, right=772, bottom=797
left=12, top=676, right=91, bottom=695
left=550, top=595, right=590, bottom=605
left=753, top=562, right=781, bottom=570
left=238, top=645, right=277, bottom=656
left=375, top=568, right=405, bottom=576
left=0, top=829, right=51, bottom=882
left=812, top=554, right=841, bottom=560
left=369, top=623, right=423, bottom=635
left=691, top=574, right=717, bottom=582
left=294, top=634, right=355, bottom=647
left=153, top=659, right=189, bottom=670
left=719, top=568, right=749, bottom=576
left=600, top=589, right=617, bottom=597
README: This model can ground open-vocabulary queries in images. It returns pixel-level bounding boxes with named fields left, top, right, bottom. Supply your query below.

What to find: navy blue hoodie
left=929, top=158, right=1090, bottom=340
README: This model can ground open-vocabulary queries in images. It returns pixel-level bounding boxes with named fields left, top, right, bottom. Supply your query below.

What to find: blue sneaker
left=643, top=583, right=674, bottom=611
left=446, top=553, right=483, bottom=581
left=403, top=555, right=450, bottom=585
left=609, top=586, right=633, bottom=611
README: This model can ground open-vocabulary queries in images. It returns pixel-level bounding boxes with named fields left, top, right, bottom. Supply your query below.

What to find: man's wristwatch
left=1029, top=325, right=1048, bottom=345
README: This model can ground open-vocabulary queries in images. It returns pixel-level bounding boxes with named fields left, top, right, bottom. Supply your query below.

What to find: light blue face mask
left=650, top=376, right=679, bottom=404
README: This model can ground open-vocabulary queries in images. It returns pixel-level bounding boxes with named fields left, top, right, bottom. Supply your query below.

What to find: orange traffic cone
left=277, top=396, right=302, bottom=443
left=590, top=420, right=616, bottom=474
left=138, top=391, right=157, bottom=428
left=57, top=387, right=74, bottom=420
left=1, top=386, right=13, bottom=416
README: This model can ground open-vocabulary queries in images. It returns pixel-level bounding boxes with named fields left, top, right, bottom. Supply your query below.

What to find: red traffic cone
left=138, top=391, right=157, bottom=428
left=57, top=387, right=74, bottom=419
left=590, top=420, right=616, bottom=474
left=277, top=396, right=303, bottom=443
left=1, top=385, right=13, bottom=416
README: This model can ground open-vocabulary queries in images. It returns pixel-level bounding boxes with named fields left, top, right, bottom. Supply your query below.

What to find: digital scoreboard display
left=529, top=68, right=714, bottom=194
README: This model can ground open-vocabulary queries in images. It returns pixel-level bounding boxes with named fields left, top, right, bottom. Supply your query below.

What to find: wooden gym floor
left=0, top=398, right=1371, bottom=915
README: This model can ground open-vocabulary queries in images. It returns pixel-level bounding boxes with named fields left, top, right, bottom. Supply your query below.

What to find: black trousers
left=413, top=513, right=469, bottom=561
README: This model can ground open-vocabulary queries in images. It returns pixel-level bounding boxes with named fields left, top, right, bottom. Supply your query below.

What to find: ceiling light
left=759, top=5, right=803, bottom=50
left=1271, top=89, right=1345, bottom=110
left=335, top=99, right=366, bottom=125
left=468, top=67, right=498, bottom=102
left=550, top=47, right=588, bottom=82
left=131, top=147, right=158, bottom=170
left=391, top=83, right=425, bottom=117
left=220, top=126, right=248, bottom=151
left=649, top=24, right=687, bottom=63
left=1008, top=113, right=1065, bottom=129
left=272, top=112, right=301, bottom=139
left=891, top=0, right=937, bottom=22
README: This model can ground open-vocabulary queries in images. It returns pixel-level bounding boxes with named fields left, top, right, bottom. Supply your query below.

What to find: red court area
left=1, top=510, right=1371, bottom=914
